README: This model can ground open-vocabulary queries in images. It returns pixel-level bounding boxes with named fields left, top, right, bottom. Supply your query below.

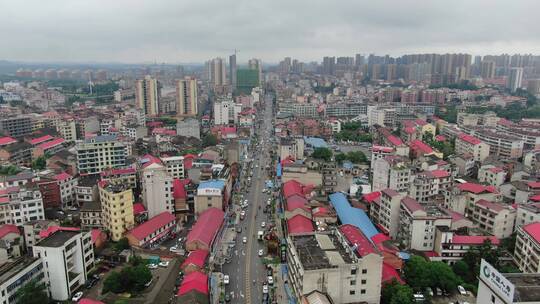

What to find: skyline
left=1, top=0, right=540, bottom=64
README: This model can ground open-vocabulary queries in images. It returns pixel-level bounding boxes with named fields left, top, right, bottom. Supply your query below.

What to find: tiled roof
left=173, top=179, right=189, bottom=199
left=287, top=214, right=314, bottom=235
left=54, top=172, right=72, bottom=182
left=181, top=249, right=209, bottom=269
left=133, top=203, right=146, bottom=215
left=410, top=140, right=434, bottom=154
left=329, top=192, right=379, bottom=239
left=523, top=222, right=540, bottom=244
left=186, top=208, right=224, bottom=248
left=458, top=133, right=482, bottom=145
left=127, top=212, right=176, bottom=241
left=0, top=224, right=19, bottom=239
left=476, top=199, right=505, bottom=213
left=0, top=137, right=17, bottom=146
left=362, top=191, right=381, bottom=203
left=457, top=182, right=497, bottom=194
left=177, top=271, right=208, bottom=295
left=451, top=235, right=500, bottom=245
left=528, top=181, right=540, bottom=189
left=401, top=196, right=423, bottom=213
left=382, top=263, right=405, bottom=284
left=39, top=226, right=80, bottom=238
left=339, top=224, right=378, bottom=257
left=29, top=135, right=54, bottom=145
left=37, top=138, right=65, bottom=150
left=286, top=194, right=308, bottom=212
left=100, top=168, right=136, bottom=177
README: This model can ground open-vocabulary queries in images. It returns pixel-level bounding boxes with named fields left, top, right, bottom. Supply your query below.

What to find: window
left=361, top=269, right=367, bottom=274
left=491, top=295, right=495, bottom=303
left=350, top=280, right=356, bottom=285
left=351, top=269, right=357, bottom=275
left=361, top=279, right=366, bottom=284
left=361, top=289, right=366, bottom=294
left=349, top=290, right=355, bottom=295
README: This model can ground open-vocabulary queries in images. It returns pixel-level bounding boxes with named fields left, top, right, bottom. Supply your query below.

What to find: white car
left=159, top=261, right=170, bottom=268
left=262, top=284, right=269, bottom=294
left=258, top=249, right=264, bottom=256
left=261, top=222, right=266, bottom=228
left=457, top=285, right=467, bottom=295
left=68, top=206, right=78, bottom=211
left=267, top=276, right=274, bottom=285
left=223, top=275, right=230, bottom=285
left=147, top=263, right=158, bottom=269
left=72, top=291, right=83, bottom=302
left=240, top=210, right=246, bottom=217
left=242, top=237, right=247, bottom=244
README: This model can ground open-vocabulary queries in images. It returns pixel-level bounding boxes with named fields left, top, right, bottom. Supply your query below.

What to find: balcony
left=68, top=271, right=80, bottom=282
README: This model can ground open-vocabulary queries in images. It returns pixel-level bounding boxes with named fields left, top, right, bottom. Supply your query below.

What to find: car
left=223, top=275, right=230, bottom=285
left=68, top=206, right=78, bottom=211
left=72, top=291, right=83, bottom=302
left=242, top=237, right=247, bottom=243
left=236, top=227, right=242, bottom=233
left=145, top=278, right=153, bottom=287
left=147, top=263, right=158, bottom=269
left=426, top=287, right=434, bottom=297
left=240, top=210, right=246, bottom=216
left=435, top=287, right=443, bottom=296
left=267, top=276, right=274, bottom=285
left=261, top=222, right=266, bottom=228
left=413, top=293, right=425, bottom=302
left=224, top=293, right=231, bottom=302
left=457, top=285, right=467, bottom=296
left=170, top=246, right=179, bottom=252
left=262, top=284, right=269, bottom=294
left=258, top=249, right=264, bottom=256
left=159, top=261, right=170, bottom=267
left=177, top=237, right=183, bottom=243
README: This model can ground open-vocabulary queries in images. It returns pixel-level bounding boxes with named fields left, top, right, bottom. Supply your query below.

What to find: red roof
left=415, top=119, right=428, bottom=126
left=152, top=128, right=177, bottom=136
left=100, top=168, right=136, bottom=177
left=37, top=138, right=65, bottom=150
left=401, top=197, right=423, bottom=213
left=476, top=199, right=505, bottom=213
left=287, top=214, right=314, bottom=235
left=0, top=137, right=17, bottom=146
left=177, top=271, right=209, bottom=295
left=146, top=121, right=163, bottom=128
left=372, top=145, right=393, bottom=153
left=435, top=135, right=446, bottom=142
left=404, top=126, right=416, bottom=134
left=312, top=206, right=329, bottom=217
left=39, top=226, right=80, bottom=238
left=458, top=133, right=482, bottom=145
left=186, top=208, right=224, bottom=248
left=54, top=172, right=72, bottom=182
left=128, top=212, right=176, bottom=241
left=382, top=263, right=405, bottom=284
left=29, top=135, right=54, bottom=145
left=283, top=180, right=304, bottom=198
left=410, top=140, right=434, bottom=154
left=528, top=181, right=540, bottom=189
left=140, top=154, right=163, bottom=168
left=428, top=169, right=450, bottom=178
left=386, top=135, right=404, bottom=146
left=90, top=229, right=106, bottom=244
left=457, top=182, right=497, bottom=194
left=447, top=210, right=466, bottom=222
left=340, top=224, right=378, bottom=257
left=172, top=179, right=188, bottom=199
left=0, top=224, right=19, bottom=239
left=133, top=203, right=146, bottom=215
left=522, top=222, right=540, bottom=244
left=451, top=235, right=500, bottom=246
left=286, top=194, right=308, bottom=212
left=363, top=191, right=381, bottom=203
left=424, top=251, right=439, bottom=257
left=530, top=194, right=540, bottom=202
left=181, top=249, right=209, bottom=269
left=371, top=233, right=390, bottom=244
left=79, top=299, right=105, bottom=304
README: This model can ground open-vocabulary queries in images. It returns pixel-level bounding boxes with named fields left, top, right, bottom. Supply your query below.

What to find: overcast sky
left=1, top=0, right=539, bottom=64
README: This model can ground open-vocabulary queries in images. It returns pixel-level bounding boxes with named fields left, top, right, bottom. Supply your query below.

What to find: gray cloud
left=0, top=0, right=539, bottom=63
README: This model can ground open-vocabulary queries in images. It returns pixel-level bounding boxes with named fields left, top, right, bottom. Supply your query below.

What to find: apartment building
left=74, top=175, right=99, bottom=206
left=455, top=133, right=490, bottom=162
left=514, top=222, right=540, bottom=273
left=466, top=199, right=516, bottom=238
left=160, top=156, right=185, bottom=179
left=135, top=76, right=160, bottom=116
left=0, top=257, right=46, bottom=304
left=194, top=180, right=226, bottom=215
left=99, top=181, right=134, bottom=241
left=33, top=230, right=94, bottom=301
left=457, top=112, right=500, bottom=128
left=515, top=203, right=540, bottom=229
left=461, top=127, right=524, bottom=159
left=141, top=163, right=174, bottom=218
left=175, top=76, right=198, bottom=117
left=287, top=229, right=382, bottom=304
left=80, top=200, right=102, bottom=230
left=442, top=182, right=501, bottom=215
left=409, top=169, right=452, bottom=203
left=0, top=186, right=45, bottom=226
left=0, top=116, right=33, bottom=138
left=496, top=119, right=540, bottom=150
left=279, top=137, right=305, bottom=161
left=0, top=141, right=32, bottom=166
left=433, top=229, right=500, bottom=265
left=478, top=165, right=507, bottom=188
left=54, top=172, right=77, bottom=208
left=75, top=135, right=128, bottom=174
left=100, top=168, right=137, bottom=190
left=398, top=198, right=452, bottom=251
left=374, top=189, right=404, bottom=238
left=372, top=156, right=411, bottom=193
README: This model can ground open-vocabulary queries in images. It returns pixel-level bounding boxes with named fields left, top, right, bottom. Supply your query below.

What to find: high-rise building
left=322, top=56, right=336, bottom=75
left=208, top=57, right=227, bottom=87
left=507, top=67, right=524, bottom=92
left=75, top=135, right=128, bottom=174
left=99, top=181, right=134, bottom=241
left=355, top=54, right=365, bottom=67
left=527, top=79, right=540, bottom=96
left=248, top=58, right=262, bottom=86
left=141, top=163, right=174, bottom=219
left=175, top=76, right=198, bottom=117
left=236, top=69, right=259, bottom=94
left=214, top=99, right=242, bottom=125
left=135, top=76, right=160, bottom=116
left=481, top=60, right=496, bottom=79
left=229, top=54, right=237, bottom=87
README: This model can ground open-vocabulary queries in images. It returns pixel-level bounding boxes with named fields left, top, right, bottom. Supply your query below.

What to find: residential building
left=54, top=172, right=77, bottom=208
left=74, top=175, right=99, bottom=206
left=0, top=257, right=46, bottom=304
left=287, top=229, right=382, bottom=304
left=141, top=163, right=174, bottom=219
left=75, top=135, right=128, bottom=174
left=478, top=165, right=507, bottom=188
left=100, top=168, right=137, bottom=190
left=80, top=200, right=102, bottom=230
left=466, top=199, right=516, bottom=238
left=514, top=222, right=540, bottom=273
left=175, top=76, right=198, bottom=117
left=443, top=182, right=501, bottom=215
left=236, top=69, right=259, bottom=94
left=0, top=141, right=32, bottom=166
left=0, top=225, right=22, bottom=264
left=33, top=230, right=94, bottom=301
left=185, top=207, right=224, bottom=252
left=0, top=186, right=45, bottom=225
left=409, top=169, right=452, bottom=203
left=126, top=212, right=176, bottom=248
left=507, top=67, right=524, bottom=92
left=22, top=220, right=56, bottom=252
left=0, top=116, right=33, bottom=138
left=375, top=189, right=404, bottom=238
left=194, top=180, right=225, bottom=215
left=372, top=156, right=411, bottom=193
left=161, top=156, right=185, bottom=179
left=135, top=76, right=161, bottom=116
left=99, top=181, right=134, bottom=241
left=248, top=58, right=262, bottom=86
left=455, top=133, right=490, bottom=162
left=213, top=99, right=242, bottom=125
left=279, top=137, right=305, bottom=161
left=515, top=203, right=540, bottom=229
left=207, top=57, right=227, bottom=88
left=433, top=230, right=500, bottom=265
left=176, top=118, right=200, bottom=139
left=229, top=53, right=237, bottom=87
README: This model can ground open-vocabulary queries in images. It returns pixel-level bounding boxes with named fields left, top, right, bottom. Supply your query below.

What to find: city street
left=221, top=93, right=275, bottom=304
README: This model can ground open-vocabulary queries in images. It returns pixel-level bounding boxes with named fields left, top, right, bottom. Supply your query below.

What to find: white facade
left=0, top=188, right=45, bottom=226
left=75, top=135, right=128, bottom=174
left=214, top=99, right=242, bottom=125
left=58, top=176, right=77, bottom=208
left=376, top=189, right=404, bottom=238
left=33, top=230, right=94, bottom=301
left=0, top=257, right=46, bottom=304
left=160, top=156, right=185, bottom=179
left=141, top=163, right=174, bottom=218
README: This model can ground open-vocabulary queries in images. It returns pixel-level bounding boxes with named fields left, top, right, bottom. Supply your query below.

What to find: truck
left=258, top=230, right=264, bottom=240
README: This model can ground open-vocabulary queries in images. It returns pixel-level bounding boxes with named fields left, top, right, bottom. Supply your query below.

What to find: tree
left=342, top=122, right=362, bottom=131
left=382, top=279, right=413, bottom=304
left=428, top=261, right=461, bottom=292
left=452, top=260, right=469, bottom=279
left=346, top=151, right=367, bottom=164
left=311, top=147, right=332, bottom=161
left=113, top=237, right=130, bottom=252
left=403, top=256, right=431, bottom=291
left=103, top=265, right=152, bottom=294
left=202, top=134, right=218, bottom=147
left=461, top=239, right=501, bottom=284
left=14, top=279, right=49, bottom=304
left=103, top=271, right=123, bottom=294
left=335, top=153, right=347, bottom=164
left=31, top=156, right=47, bottom=170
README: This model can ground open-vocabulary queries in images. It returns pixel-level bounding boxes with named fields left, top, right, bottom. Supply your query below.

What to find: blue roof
left=329, top=192, right=378, bottom=239
left=304, top=136, right=328, bottom=149
left=198, top=180, right=225, bottom=190
left=342, top=161, right=353, bottom=170
left=276, top=163, right=282, bottom=177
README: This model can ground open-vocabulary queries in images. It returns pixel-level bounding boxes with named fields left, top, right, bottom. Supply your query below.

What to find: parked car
left=262, top=284, right=269, bottom=294
left=147, top=263, right=158, bottom=269
left=223, top=275, right=230, bottom=285
left=457, top=285, right=467, bottom=296
left=267, top=276, right=274, bottom=285
left=72, top=291, right=83, bottom=302
left=159, top=261, right=170, bottom=267
left=258, top=249, right=264, bottom=256
left=261, top=222, right=266, bottom=228
left=242, top=237, right=247, bottom=243
left=413, top=293, right=425, bottom=302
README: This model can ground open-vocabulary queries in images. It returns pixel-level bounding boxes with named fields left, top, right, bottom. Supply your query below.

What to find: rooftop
left=35, top=230, right=80, bottom=247
left=506, top=273, right=540, bottom=303
left=291, top=231, right=354, bottom=270
left=0, top=257, right=41, bottom=285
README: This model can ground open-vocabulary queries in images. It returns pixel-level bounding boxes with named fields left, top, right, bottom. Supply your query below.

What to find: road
left=221, top=93, right=274, bottom=304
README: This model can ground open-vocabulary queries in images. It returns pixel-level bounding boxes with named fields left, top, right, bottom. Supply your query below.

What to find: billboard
left=479, top=259, right=515, bottom=303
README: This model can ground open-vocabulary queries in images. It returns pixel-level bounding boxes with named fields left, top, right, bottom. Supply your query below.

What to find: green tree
left=202, top=134, right=218, bottom=147
left=113, top=237, right=130, bottom=252
left=103, top=271, right=123, bottom=294
left=501, top=233, right=517, bottom=253
left=403, top=256, right=431, bottom=291
left=311, top=147, right=333, bottom=161
left=335, top=153, right=347, bottom=164
left=461, top=239, right=501, bottom=284
left=131, top=264, right=152, bottom=291
left=14, top=279, right=49, bottom=304
left=382, top=279, right=414, bottom=304
left=429, top=261, right=461, bottom=292
left=346, top=151, right=367, bottom=164
left=342, top=122, right=362, bottom=131
left=31, top=156, right=47, bottom=170
left=452, top=260, right=469, bottom=279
